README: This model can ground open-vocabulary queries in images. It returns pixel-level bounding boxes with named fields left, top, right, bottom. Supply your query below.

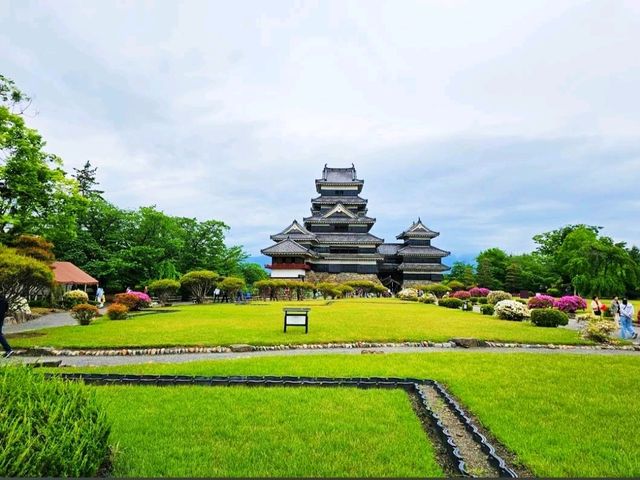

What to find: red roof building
left=51, top=261, right=98, bottom=289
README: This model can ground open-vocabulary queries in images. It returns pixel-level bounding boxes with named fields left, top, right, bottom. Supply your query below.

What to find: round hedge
left=438, top=297, right=463, bottom=309
left=0, top=365, right=111, bottom=477
left=531, top=308, right=569, bottom=327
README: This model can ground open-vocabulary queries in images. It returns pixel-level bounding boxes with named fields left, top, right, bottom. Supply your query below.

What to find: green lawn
left=69, top=352, right=640, bottom=477
left=11, top=298, right=587, bottom=349
left=95, top=385, right=441, bottom=477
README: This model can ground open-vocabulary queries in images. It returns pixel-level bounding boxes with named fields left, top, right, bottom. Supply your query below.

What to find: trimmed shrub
left=219, top=276, right=246, bottom=301
left=583, top=317, right=617, bottom=343
left=423, top=283, right=451, bottom=298
left=446, top=280, right=465, bottom=292
left=316, top=282, right=341, bottom=299
left=113, top=292, right=150, bottom=311
left=0, top=365, right=111, bottom=476
left=554, top=295, right=587, bottom=313
left=528, top=294, right=555, bottom=309
left=468, top=287, right=490, bottom=297
left=62, top=289, right=89, bottom=309
left=494, top=299, right=530, bottom=321
left=487, top=290, right=512, bottom=305
left=106, top=303, right=129, bottom=320
left=480, top=304, right=495, bottom=316
left=439, top=297, right=463, bottom=309
left=547, top=288, right=561, bottom=297
left=514, top=298, right=527, bottom=305
left=477, top=297, right=488, bottom=305
left=451, top=290, right=471, bottom=300
left=419, top=293, right=437, bottom=304
left=180, top=270, right=219, bottom=303
left=70, top=303, right=99, bottom=326
left=148, top=279, right=181, bottom=305
left=531, top=308, right=569, bottom=327
left=398, top=288, right=419, bottom=300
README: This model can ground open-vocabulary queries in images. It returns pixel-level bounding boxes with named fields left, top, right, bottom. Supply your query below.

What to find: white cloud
left=1, top=0, right=639, bottom=256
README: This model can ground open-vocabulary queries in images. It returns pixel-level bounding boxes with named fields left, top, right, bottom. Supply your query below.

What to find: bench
left=283, top=307, right=310, bottom=333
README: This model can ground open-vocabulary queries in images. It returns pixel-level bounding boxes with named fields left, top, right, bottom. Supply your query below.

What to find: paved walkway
left=5, top=344, right=640, bottom=367
left=4, top=312, right=75, bottom=334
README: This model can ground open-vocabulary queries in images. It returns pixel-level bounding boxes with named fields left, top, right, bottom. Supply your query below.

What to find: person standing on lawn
left=611, top=297, right=621, bottom=323
left=619, top=298, right=637, bottom=340
left=591, top=296, right=603, bottom=317
left=0, top=293, right=13, bottom=358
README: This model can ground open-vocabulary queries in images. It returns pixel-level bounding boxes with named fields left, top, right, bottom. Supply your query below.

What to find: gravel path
left=5, top=344, right=640, bottom=367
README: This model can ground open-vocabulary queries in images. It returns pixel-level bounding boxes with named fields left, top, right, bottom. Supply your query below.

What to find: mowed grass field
left=69, top=352, right=640, bottom=477
left=10, top=298, right=588, bottom=348
left=95, top=385, right=441, bottom=477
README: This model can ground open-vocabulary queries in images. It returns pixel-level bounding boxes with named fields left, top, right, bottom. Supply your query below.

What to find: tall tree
left=72, top=160, right=103, bottom=197
left=447, top=261, right=476, bottom=288
left=504, top=262, right=522, bottom=293
left=476, top=248, right=508, bottom=290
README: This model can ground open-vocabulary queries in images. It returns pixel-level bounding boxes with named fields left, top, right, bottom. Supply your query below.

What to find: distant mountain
left=246, top=255, right=270, bottom=267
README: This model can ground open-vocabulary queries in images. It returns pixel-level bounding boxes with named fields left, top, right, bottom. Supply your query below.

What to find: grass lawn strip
left=90, top=384, right=442, bottom=477
left=9, top=299, right=587, bottom=349
left=59, top=351, right=640, bottom=477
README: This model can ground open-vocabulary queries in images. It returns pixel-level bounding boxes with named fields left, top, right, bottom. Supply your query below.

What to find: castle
left=262, top=165, right=449, bottom=290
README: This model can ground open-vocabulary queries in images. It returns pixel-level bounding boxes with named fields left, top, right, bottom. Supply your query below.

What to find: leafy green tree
left=447, top=261, right=476, bottom=288
left=240, top=263, right=268, bottom=285
left=0, top=77, right=79, bottom=242
left=556, top=227, right=639, bottom=296
left=476, top=248, right=508, bottom=290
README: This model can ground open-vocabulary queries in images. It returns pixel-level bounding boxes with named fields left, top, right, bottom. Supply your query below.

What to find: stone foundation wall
left=305, top=271, right=382, bottom=284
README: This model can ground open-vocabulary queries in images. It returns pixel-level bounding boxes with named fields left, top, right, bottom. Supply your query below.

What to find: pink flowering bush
left=468, top=287, right=490, bottom=297
left=451, top=290, right=471, bottom=299
left=114, top=291, right=151, bottom=311
left=528, top=294, right=555, bottom=309
left=554, top=295, right=587, bottom=313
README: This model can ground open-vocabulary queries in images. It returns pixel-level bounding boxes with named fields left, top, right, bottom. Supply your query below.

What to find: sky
left=1, top=0, right=640, bottom=261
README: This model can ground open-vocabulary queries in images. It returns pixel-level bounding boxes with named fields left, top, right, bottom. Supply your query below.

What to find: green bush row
left=0, top=366, right=111, bottom=477
left=530, top=308, right=569, bottom=327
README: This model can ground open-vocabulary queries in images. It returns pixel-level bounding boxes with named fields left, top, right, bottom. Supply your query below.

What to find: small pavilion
left=51, top=261, right=99, bottom=292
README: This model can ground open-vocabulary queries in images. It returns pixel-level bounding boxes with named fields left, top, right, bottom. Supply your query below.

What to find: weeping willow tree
left=558, top=227, right=639, bottom=297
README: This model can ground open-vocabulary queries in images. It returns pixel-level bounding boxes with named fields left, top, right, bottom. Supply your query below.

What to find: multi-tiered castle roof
left=262, top=165, right=450, bottom=289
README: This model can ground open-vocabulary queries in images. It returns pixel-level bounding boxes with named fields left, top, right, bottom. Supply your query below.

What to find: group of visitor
left=591, top=296, right=637, bottom=339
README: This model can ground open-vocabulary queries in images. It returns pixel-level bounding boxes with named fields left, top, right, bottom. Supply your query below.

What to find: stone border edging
left=45, top=373, right=518, bottom=478
left=19, top=339, right=640, bottom=356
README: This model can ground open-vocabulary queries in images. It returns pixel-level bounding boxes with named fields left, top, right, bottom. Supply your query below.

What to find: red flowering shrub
left=468, top=287, right=490, bottom=297
left=113, top=291, right=151, bottom=311
left=451, top=290, right=471, bottom=299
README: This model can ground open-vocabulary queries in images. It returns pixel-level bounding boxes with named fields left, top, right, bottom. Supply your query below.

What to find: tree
left=446, top=280, right=465, bottom=292
left=447, top=261, right=476, bottom=288
left=219, top=276, right=245, bottom=301
left=0, top=76, right=79, bottom=243
left=504, top=262, right=521, bottom=293
left=476, top=248, right=509, bottom=290
left=180, top=270, right=219, bottom=303
left=72, top=161, right=103, bottom=197
left=148, top=279, right=181, bottom=305
left=0, top=245, right=53, bottom=307
left=556, top=227, right=639, bottom=297
left=12, top=234, right=55, bottom=263
left=240, top=263, right=268, bottom=286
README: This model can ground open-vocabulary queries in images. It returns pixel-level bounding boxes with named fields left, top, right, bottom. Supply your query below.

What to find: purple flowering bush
left=554, top=295, right=587, bottom=313
left=468, top=287, right=490, bottom=297
left=528, top=294, right=555, bottom=309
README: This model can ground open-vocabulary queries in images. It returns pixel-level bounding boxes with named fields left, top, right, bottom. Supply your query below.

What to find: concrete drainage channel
left=47, top=373, right=519, bottom=478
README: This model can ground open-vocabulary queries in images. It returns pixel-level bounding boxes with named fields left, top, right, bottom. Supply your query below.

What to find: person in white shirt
left=619, top=298, right=637, bottom=340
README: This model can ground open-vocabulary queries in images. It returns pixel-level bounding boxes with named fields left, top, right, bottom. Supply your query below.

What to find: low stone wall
left=304, top=272, right=382, bottom=284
